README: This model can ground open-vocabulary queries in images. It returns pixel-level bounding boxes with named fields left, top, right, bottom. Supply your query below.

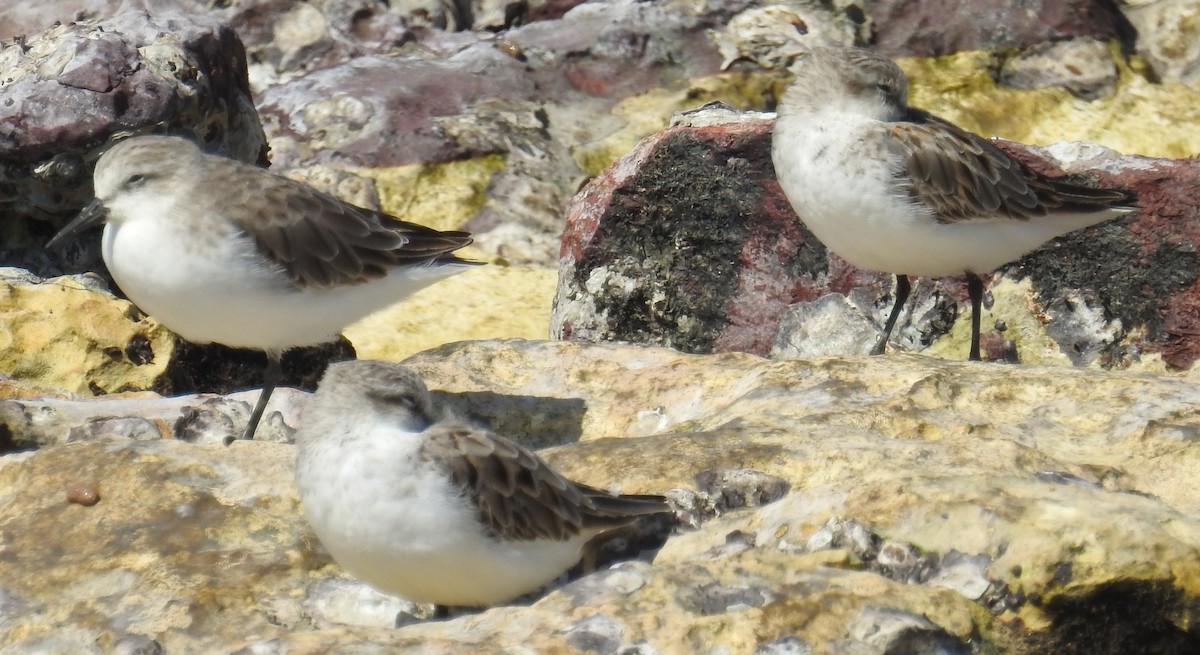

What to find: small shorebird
left=48, top=135, right=479, bottom=441
left=294, top=360, right=672, bottom=608
left=771, top=47, right=1135, bottom=360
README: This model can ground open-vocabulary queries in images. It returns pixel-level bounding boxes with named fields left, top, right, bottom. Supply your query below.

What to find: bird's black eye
left=125, top=173, right=150, bottom=189
left=876, top=83, right=893, bottom=94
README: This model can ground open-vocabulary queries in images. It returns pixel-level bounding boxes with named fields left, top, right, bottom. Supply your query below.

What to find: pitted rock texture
left=4, top=339, right=1200, bottom=653
left=1121, top=0, right=1200, bottom=84
left=998, top=37, right=1119, bottom=100
left=0, top=269, right=173, bottom=397
left=0, top=270, right=351, bottom=448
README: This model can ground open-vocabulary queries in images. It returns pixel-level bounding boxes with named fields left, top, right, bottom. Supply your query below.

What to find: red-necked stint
left=294, top=360, right=671, bottom=607
left=771, top=48, right=1136, bottom=360
left=48, top=135, right=480, bottom=441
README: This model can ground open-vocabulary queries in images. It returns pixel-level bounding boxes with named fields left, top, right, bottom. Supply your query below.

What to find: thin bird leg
left=230, top=354, right=281, bottom=444
left=966, top=272, right=984, bottom=362
left=871, top=274, right=911, bottom=356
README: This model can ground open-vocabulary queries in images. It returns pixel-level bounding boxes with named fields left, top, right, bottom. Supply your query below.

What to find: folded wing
left=888, top=109, right=1135, bottom=223
left=422, top=421, right=671, bottom=542
left=229, top=167, right=476, bottom=289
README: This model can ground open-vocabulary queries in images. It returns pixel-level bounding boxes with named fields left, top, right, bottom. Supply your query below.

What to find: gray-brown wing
left=888, top=109, right=1134, bottom=223
left=224, top=162, right=477, bottom=290
left=421, top=421, right=670, bottom=542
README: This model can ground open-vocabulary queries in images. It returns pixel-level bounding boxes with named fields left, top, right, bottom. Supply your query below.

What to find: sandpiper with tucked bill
left=294, top=359, right=673, bottom=608
left=47, top=135, right=480, bottom=442
left=771, top=47, right=1136, bottom=360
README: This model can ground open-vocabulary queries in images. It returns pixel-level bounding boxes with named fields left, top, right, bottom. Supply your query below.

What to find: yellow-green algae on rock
left=574, top=45, right=1200, bottom=180
left=352, top=154, right=505, bottom=233
left=919, top=277, right=1179, bottom=373
left=339, top=155, right=555, bottom=360
left=899, top=47, right=1200, bottom=159
left=0, top=275, right=173, bottom=395
left=342, top=264, right=556, bottom=362
left=573, top=71, right=791, bottom=177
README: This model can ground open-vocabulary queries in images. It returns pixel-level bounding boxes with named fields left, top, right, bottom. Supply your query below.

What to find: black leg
left=226, top=353, right=281, bottom=445
left=871, top=274, right=911, bottom=356
left=966, top=272, right=984, bottom=362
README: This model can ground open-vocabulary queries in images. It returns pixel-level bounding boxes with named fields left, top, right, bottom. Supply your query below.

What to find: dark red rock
left=553, top=112, right=832, bottom=356
left=256, top=53, right=537, bottom=169
left=553, top=109, right=1200, bottom=370
left=0, top=11, right=266, bottom=230
left=866, top=0, right=1135, bottom=58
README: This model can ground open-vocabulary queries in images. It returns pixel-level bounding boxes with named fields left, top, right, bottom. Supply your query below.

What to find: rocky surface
left=6, top=1, right=1198, bottom=271
left=2, top=3, right=1200, bottom=651
left=1122, top=0, right=1200, bottom=84
left=900, top=50, right=1200, bottom=161
left=868, top=0, right=1135, bottom=58
left=0, top=10, right=267, bottom=227
left=998, top=37, right=1119, bottom=100
left=3, top=339, right=1200, bottom=653
left=0, top=269, right=352, bottom=443
left=0, top=268, right=172, bottom=396
left=552, top=107, right=1200, bottom=371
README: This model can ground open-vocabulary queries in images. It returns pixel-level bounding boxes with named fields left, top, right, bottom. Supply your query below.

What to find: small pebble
left=496, top=38, right=526, bottom=62
left=66, top=481, right=100, bottom=506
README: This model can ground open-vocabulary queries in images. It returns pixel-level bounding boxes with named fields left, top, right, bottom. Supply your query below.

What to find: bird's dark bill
left=46, top=199, right=108, bottom=249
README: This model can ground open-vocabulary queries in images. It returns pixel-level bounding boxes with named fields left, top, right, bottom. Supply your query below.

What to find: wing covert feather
left=421, top=422, right=670, bottom=542
left=887, top=110, right=1134, bottom=223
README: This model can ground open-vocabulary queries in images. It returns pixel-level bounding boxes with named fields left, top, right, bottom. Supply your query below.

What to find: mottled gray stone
left=1120, top=0, right=1200, bottom=84
left=867, top=0, right=1132, bottom=57
left=711, top=0, right=860, bottom=70
left=0, top=387, right=307, bottom=449
left=999, top=38, right=1119, bottom=100
left=772, top=294, right=880, bottom=359
left=694, top=467, right=790, bottom=511
left=845, top=607, right=970, bottom=654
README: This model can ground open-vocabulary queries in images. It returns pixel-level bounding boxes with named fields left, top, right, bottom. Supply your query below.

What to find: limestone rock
left=0, top=269, right=172, bottom=396
left=254, top=0, right=741, bottom=265
left=12, top=1, right=1183, bottom=279
left=552, top=108, right=1200, bottom=371
left=0, top=439, right=322, bottom=652
left=0, top=268, right=352, bottom=441
left=1120, top=0, right=1200, bottom=84
left=999, top=37, right=1119, bottom=100
left=342, top=264, right=556, bottom=363
left=711, top=1, right=862, bottom=71
left=0, top=386, right=309, bottom=449
left=5, top=339, right=1200, bottom=652
left=0, top=0, right=505, bottom=91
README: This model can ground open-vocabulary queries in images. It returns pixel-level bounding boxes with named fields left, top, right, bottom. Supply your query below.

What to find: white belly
left=771, top=115, right=1126, bottom=277
left=296, top=428, right=590, bottom=607
left=102, top=219, right=468, bottom=354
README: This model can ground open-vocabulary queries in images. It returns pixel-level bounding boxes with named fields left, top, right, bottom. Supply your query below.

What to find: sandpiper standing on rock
left=294, top=359, right=672, bottom=608
left=771, top=47, right=1135, bottom=360
left=47, top=135, right=480, bottom=442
